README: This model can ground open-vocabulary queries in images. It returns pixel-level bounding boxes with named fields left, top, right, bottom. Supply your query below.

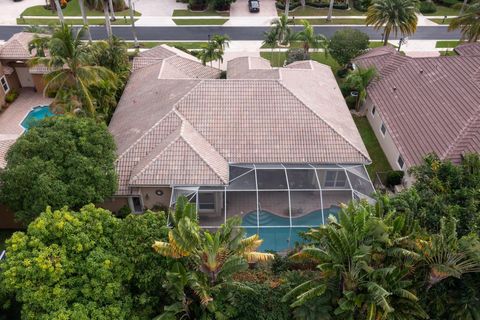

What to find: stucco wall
left=32, top=74, right=46, bottom=93
left=365, top=98, right=405, bottom=172
left=140, top=187, right=172, bottom=210
left=98, top=197, right=129, bottom=214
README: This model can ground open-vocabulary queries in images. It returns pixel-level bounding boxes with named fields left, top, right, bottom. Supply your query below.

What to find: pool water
left=21, top=105, right=54, bottom=130
left=242, top=207, right=341, bottom=252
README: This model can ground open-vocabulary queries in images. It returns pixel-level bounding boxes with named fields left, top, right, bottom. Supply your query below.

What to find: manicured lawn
left=172, top=8, right=229, bottom=16
left=429, top=18, right=454, bottom=24
left=20, top=0, right=140, bottom=17
left=173, top=18, right=228, bottom=25
left=126, top=41, right=208, bottom=49
left=290, top=18, right=365, bottom=25
left=435, top=40, right=462, bottom=48
left=422, top=4, right=459, bottom=16
left=260, top=51, right=340, bottom=72
left=280, top=6, right=366, bottom=16
left=353, top=116, right=392, bottom=179
left=369, top=41, right=384, bottom=48
left=17, top=17, right=136, bottom=25
left=262, top=41, right=383, bottom=49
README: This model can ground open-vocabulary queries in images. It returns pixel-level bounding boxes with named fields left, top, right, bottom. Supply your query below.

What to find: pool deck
left=0, top=89, right=52, bottom=168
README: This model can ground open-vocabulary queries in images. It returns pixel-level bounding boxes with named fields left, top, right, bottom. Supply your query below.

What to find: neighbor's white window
left=380, top=123, right=387, bottom=136
left=0, top=76, right=9, bottom=93
left=397, top=155, right=404, bottom=169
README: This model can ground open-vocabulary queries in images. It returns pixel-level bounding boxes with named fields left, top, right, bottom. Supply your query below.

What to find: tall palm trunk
left=327, top=0, right=334, bottom=21
left=300, top=0, right=305, bottom=7
left=108, top=0, right=117, bottom=21
left=103, top=1, right=113, bottom=38
left=383, top=26, right=391, bottom=46
left=53, top=0, right=64, bottom=23
left=285, top=0, right=290, bottom=18
left=127, top=0, right=138, bottom=47
left=459, top=0, right=468, bottom=14
left=78, top=0, right=92, bottom=42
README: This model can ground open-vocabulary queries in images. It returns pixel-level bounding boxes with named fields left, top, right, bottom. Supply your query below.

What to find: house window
left=380, top=123, right=387, bottom=136
left=397, top=155, right=404, bottom=169
left=198, top=193, right=215, bottom=210
left=131, top=196, right=143, bottom=213
left=0, top=76, right=9, bottom=93
left=371, top=105, right=376, bottom=116
left=324, top=170, right=347, bottom=188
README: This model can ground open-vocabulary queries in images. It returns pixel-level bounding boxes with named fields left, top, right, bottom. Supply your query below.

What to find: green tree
left=29, top=24, right=117, bottom=117
left=449, top=0, right=480, bottom=42
left=366, top=0, right=419, bottom=46
left=152, top=196, right=273, bottom=319
left=198, top=41, right=219, bottom=68
left=292, top=20, right=328, bottom=59
left=343, top=67, right=377, bottom=111
left=1, top=205, right=132, bottom=319
left=0, top=116, right=117, bottom=224
left=211, top=34, right=230, bottom=69
left=329, top=28, right=370, bottom=66
left=272, top=14, right=292, bottom=45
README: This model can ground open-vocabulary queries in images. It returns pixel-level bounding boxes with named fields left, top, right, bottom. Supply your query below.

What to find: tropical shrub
left=329, top=28, right=370, bottom=65
left=287, top=48, right=309, bottom=64
left=4, top=90, right=18, bottom=103
left=385, top=170, right=404, bottom=188
left=419, top=1, right=437, bottom=13
left=354, top=0, right=371, bottom=11
left=0, top=116, right=117, bottom=224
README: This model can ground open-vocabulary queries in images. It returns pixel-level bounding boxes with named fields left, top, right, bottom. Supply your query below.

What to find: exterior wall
left=0, top=64, right=5, bottom=106
left=6, top=72, right=21, bottom=92
left=32, top=74, right=46, bottom=93
left=98, top=197, right=129, bottom=214
left=365, top=98, right=406, bottom=172
left=139, top=187, right=172, bottom=211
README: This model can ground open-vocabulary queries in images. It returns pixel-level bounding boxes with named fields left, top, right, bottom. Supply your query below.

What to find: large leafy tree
left=366, top=0, right=419, bottom=45
left=29, top=24, right=117, bottom=117
left=152, top=196, right=274, bottom=319
left=329, top=28, right=370, bottom=66
left=343, top=67, right=377, bottom=111
left=449, top=0, right=480, bottom=42
left=0, top=116, right=117, bottom=224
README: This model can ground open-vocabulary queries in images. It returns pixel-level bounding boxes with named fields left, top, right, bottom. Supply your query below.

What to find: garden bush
left=4, top=90, right=18, bottom=104
left=275, top=0, right=301, bottom=10
left=188, top=0, right=208, bottom=10
left=419, top=1, right=437, bottom=13
left=386, top=170, right=405, bottom=188
left=305, top=1, right=349, bottom=9
left=353, top=0, right=371, bottom=11
left=286, top=48, right=309, bottom=64
left=441, top=0, right=459, bottom=6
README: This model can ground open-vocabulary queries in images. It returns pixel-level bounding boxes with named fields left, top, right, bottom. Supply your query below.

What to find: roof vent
left=420, top=69, right=424, bottom=74
left=393, top=86, right=397, bottom=92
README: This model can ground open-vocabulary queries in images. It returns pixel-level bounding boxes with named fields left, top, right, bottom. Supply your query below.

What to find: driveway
left=230, top=0, right=278, bottom=17
left=133, top=0, right=187, bottom=17
left=0, top=0, right=45, bottom=24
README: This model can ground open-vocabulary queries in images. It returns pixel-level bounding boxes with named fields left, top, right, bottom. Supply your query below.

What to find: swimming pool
left=20, top=105, right=54, bottom=130
left=242, top=207, right=341, bottom=252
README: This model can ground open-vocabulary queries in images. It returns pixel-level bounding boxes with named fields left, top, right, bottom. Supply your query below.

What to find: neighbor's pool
left=242, top=207, right=341, bottom=252
left=20, top=105, right=54, bottom=130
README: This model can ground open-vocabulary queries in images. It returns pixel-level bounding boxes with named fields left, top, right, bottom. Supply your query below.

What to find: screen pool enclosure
left=170, top=164, right=375, bottom=250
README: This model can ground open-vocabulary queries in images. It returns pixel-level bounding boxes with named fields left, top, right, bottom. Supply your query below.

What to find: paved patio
left=0, top=89, right=52, bottom=168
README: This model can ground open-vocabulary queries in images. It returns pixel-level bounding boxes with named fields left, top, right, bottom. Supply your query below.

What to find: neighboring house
left=353, top=45, right=480, bottom=179
left=107, top=45, right=374, bottom=234
left=0, top=61, right=9, bottom=106
left=0, top=32, right=48, bottom=94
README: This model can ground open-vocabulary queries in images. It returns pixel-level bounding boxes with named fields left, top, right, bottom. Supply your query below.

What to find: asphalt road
left=0, top=25, right=461, bottom=41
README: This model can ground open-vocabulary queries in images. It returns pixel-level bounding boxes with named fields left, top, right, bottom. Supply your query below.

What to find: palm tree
left=211, top=34, right=230, bottom=69
left=449, top=0, right=480, bottom=42
left=103, top=0, right=113, bottom=38
left=263, top=29, right=278, bottom=65
left=108, top=0, right=117, bottom=21
left=292, top=20, right=328, bottom=59
left=78, top=0, right=92, bottom=42
left=366, top=0, right=419, bottom=46
left=153, top=196, right=273, bottom=319
left=53, top=0, right=65, bottom=23
left=327, top=0, right=334, bottom=21
left=272, top=14, right=292, bottom=45
left=198, top=42, right=217, bottom=67
left=127, top=0, right=138, bottom=48
left=29, top=24, right=117, bottom=116
left=343, top=67, right=377, bottom=111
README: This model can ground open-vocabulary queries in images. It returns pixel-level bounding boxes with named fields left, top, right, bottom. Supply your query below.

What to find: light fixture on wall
left=155, top=189, right=164, bottom=196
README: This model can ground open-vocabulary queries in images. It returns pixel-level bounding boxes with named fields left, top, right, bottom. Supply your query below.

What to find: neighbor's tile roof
left=454, top=43, right=480, bottom=57
left=110, top=46, right=370, bottom=195
left=354, top=46, right=480, bottom=167
left=0, top=32, right=38, bottom=60
left=0, top=135, right=19, bottom=169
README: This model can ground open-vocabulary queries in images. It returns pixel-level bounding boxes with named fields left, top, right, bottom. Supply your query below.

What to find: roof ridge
left=443, top=109, right=480, bottom=159
left=276, top=80, right=371, bottom=163
left=179, top=119, right=229, bottom=184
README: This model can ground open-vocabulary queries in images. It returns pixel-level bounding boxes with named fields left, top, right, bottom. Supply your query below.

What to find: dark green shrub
left=345, top=95, right=357, bottom=109
left=354, top=0, right=371, bottom=11
left=213, top=0, right=235, bottom=10
left=329, top=28, right=370, bottom=65
left=386, top=170, right=404, bottom=187
left=275, top=0, right=301, bottom=10
left=337, top=68, right=349, bottom=78
left=188, top=0, right=207, bottom=10
left=286, top=48, right=309, bottom=64
left=419, top=1, right=437, bottom=13
left=305, top=1, right=349, bottom=9
left=116, top=204, right=132, bottom=218
left=441, top=0, right=458, bottom=6
left=4, top=90, right=18, bottom=103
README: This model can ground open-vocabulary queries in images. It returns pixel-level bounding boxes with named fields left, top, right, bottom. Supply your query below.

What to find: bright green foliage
left=366, top=0, right=418, bottom=45
left=153, top=196, right=273, bottom=319
left=197, top=34, right=230, bottom=69
left=284, top=198, right=480, bottom=319
left=292, top=20, right=328, bottom=59
left=329, top=28, right=370, bottom=65
left=449, top=0, right=480, bottom=42
left=342, top=67, right=377, bottom=110
left=1, top=205, right=130, bottom=319
left=0, top=116, right=117, bottom=224
left=392, top=153, right=480, bottom=236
